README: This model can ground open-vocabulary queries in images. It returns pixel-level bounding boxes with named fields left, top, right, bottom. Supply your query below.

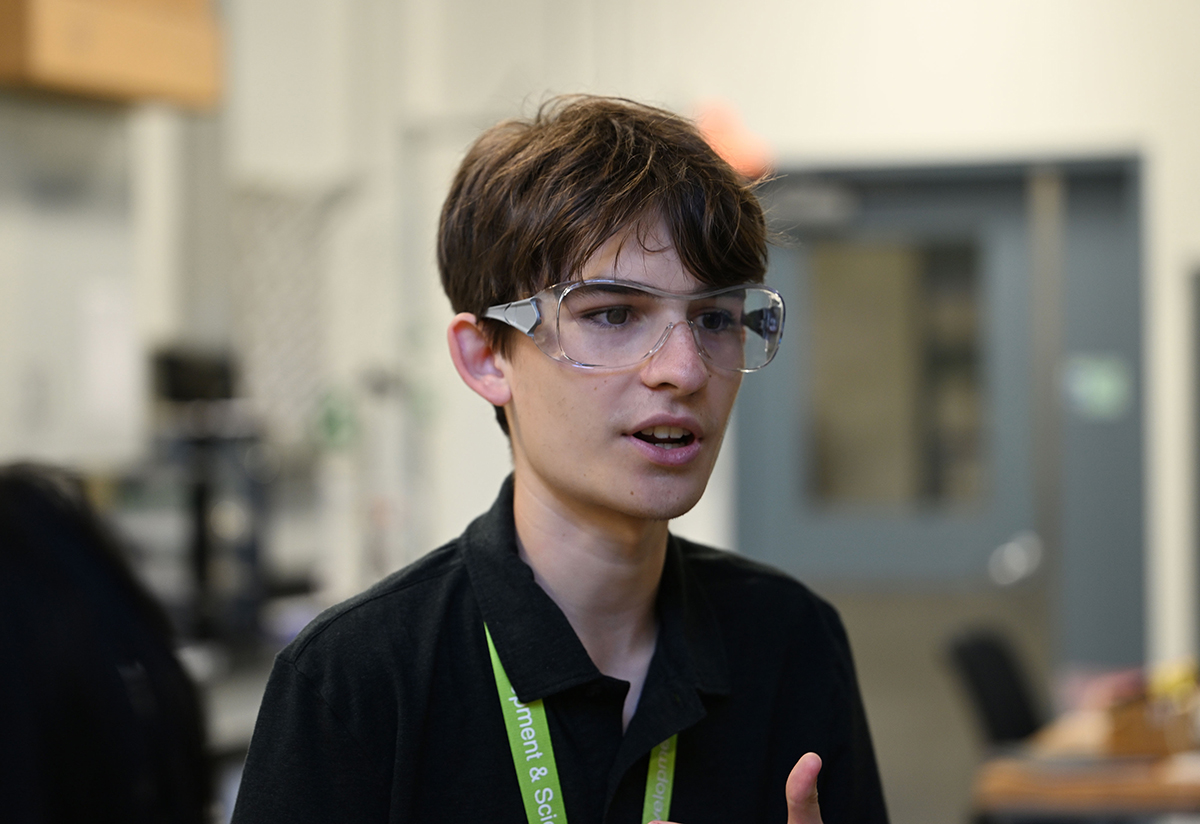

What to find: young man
left=232, top=96, right=888, bottom=824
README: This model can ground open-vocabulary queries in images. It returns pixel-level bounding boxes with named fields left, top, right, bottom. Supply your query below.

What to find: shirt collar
left=463, top=476, right=731, bottom=703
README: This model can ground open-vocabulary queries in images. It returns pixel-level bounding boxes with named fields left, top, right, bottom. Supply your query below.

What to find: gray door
left=737, top=162, right=1143, bottom=669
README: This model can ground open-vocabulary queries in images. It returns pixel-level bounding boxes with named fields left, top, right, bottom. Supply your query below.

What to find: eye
left=603, top=307, right=630, bottom=325
left=583, top=306, right=633, bottom=327
left=695, top=309, right=736, bottom=332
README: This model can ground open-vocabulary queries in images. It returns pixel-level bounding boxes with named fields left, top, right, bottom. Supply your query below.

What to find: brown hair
left=437, top=95, right=769, bottom=432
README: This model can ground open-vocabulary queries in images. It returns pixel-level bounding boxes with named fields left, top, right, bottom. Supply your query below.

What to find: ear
left=447, top=313, right=513, bottom=407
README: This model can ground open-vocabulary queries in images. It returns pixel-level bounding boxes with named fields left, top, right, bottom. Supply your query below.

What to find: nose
left=640, top=322, right=710, bottom=393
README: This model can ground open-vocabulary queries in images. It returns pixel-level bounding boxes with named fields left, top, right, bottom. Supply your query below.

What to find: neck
left=512, top=473, right=666, bottom=729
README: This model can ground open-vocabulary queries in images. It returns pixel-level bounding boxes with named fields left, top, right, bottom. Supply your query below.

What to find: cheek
left=550, top=379, right=631, bottom=449
left=713, top=375, right=742, bottom=415
left=517, top=371, right=618, bottom=436
left=558, top=377, right=619, bottom=424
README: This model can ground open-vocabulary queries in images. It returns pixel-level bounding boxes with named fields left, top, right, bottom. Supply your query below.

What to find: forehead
left=578, top=220, right=703, bottom=294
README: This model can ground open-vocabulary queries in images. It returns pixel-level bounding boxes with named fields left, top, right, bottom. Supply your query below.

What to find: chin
left=616, top=478, right=708, bottom=522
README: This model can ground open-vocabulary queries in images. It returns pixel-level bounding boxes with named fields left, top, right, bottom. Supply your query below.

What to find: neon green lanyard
left=486, top=625, right=677, bottom=824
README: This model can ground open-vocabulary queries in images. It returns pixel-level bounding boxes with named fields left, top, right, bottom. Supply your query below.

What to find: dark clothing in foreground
left=0, top=467, right=210, bottom=824
left=233, top=478, right=889, bottom=824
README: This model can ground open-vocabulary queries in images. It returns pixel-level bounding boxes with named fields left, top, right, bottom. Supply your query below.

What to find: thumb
left=785, top=752, right=823, bottom=824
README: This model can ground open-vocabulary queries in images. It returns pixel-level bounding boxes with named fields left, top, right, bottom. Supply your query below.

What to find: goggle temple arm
left=483, top=297, right=542, bottom=335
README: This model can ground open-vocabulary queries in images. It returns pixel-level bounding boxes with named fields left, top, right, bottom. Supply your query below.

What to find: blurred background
left=3, top=0, right=1200, bottom=821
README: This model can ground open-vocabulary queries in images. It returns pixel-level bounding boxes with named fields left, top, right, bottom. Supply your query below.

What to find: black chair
left=948, top=627, right=1044, bottom=746
left=949, top=631, right=1140, bottom=823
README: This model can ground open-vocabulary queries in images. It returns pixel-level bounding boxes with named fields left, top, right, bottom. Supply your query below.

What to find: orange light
left=695, top=101, right=774, bottom=180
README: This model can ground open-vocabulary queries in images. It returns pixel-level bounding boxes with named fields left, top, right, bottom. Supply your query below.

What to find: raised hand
left=649, top=751, right=823, bottom=824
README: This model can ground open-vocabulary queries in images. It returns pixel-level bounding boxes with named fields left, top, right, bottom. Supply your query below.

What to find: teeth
left=640, top=426, right=688, bottom=440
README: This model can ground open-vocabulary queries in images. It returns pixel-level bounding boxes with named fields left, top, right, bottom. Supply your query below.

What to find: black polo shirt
left=232, top=478, right=888, bottom=824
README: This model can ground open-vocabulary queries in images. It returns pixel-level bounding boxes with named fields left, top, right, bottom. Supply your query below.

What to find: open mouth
left=633, top=425, right=696, bottom=450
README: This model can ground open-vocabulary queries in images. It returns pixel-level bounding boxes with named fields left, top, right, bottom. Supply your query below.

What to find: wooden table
left=974, top=751, right=1200, bottom=821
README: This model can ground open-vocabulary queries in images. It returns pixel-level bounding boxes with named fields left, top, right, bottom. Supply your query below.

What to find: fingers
left=785, top=752, right=823, bottom=824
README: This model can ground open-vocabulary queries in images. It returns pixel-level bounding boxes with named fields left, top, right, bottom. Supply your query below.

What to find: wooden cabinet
left=0, top=0, right=220, bottom=108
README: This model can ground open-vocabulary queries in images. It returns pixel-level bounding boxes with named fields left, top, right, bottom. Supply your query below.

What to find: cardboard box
left=1106, top=695, right=1197, bottom=758
left=0, top=0, right=221, bottom=109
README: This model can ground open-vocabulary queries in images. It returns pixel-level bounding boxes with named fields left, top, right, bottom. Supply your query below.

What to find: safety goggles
left=483, top=279, right=785, bottom=372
